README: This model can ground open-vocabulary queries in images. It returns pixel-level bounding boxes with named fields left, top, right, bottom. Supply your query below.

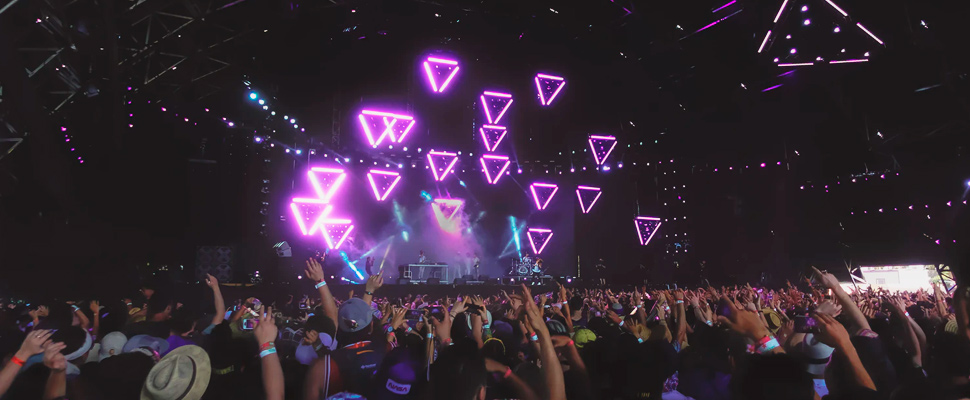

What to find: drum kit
left=511, top=255, right=545, bottom=276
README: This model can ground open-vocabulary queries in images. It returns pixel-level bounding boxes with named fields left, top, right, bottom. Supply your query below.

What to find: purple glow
left=358, top=110, right=416, bottom=147
left=757, top=30, right=772, bottom=53
left=634, top=216, right=662, bottom=246
left=778, top=62, right=814, bottom=67
left=423, top=56, right=460, bottom=93
left=366, top=169, right=402, bottom=201
left=307, top=167, right=347, bottom=203
left=692, top=9, right=742, bottom=35
left=479, top=125, right=508, bottom=152
left=856, top=23, right=884, bottom=45
left=427, top=150, right=459, bottom=181
left=289, top=200, right=334, bottom=235
left=773, top=0, right=789, bottom=23
left=712, top=0, right=735, bottom=12
left=529, top=182, right=559, bottom=210
left=576, top=186, right=602, bottom=214
left=526, top=228, right=554, bottom=254
left=320, top=218, right=355, bottom=250
left=480, top=91, right=514, bottom=124
left=432, top=199, right=464, bottom=233
left=824, top=0, right=848, bottom=16
left=829, top=59, right=869, bottom=64
left=535, top=74, right=566, bottom=106
left=588, top=135, right=618, bottom=165
left=480, top=154, right=511, bottom=184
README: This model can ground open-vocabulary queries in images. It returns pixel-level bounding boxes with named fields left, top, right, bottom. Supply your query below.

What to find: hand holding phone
left=242, top=318, right=258, bottom=330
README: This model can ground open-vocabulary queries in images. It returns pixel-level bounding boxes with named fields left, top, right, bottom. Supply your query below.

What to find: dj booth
left=399, top=263, right=451, bottom=283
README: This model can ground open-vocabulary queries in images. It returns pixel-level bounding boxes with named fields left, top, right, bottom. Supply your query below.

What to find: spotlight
left=785, top=34, right=791, bottom=39
left=403, top=147, right=408, bottom=151
left=262, top=105, right=268, bottom=110
left=258, top=99, right=265, bottom=105
left=966, top=180, right=970, bottom=187
left=790, top=48, right=797, bottom=54
left=290, top=118, right=296, bottom=124
left=295, top=149, right=302, bottom=155
left=618, top=162, right=623, bottom=168
left=285, top=149, right=290, bottom=153
left=803, top=19, right=810, bottom=25
left=344, top=157, right=350, bottom=162
left=271, top=111, right=276, bottom=115
left=801, top=5, right=808, bottom=11
left=249, top=92, right=257, bottom=100
left=254, top=136, right=263, bottom=143
left=417, top=148, right=422, bottom=153
left=834, top=26, right=840, bottom=33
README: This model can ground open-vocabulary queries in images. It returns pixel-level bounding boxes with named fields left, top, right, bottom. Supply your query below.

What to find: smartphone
left=813, top=379, right=829, bottom=397
left=793, top=315, right=817, bottom=333
left=242, top=319, right=258, bottom=330
left=406, top=309, right=424, bottom=321
left=429, top=306, right=445, bottom=322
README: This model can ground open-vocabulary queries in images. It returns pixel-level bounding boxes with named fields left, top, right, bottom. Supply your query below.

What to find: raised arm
left=812, top=267, right=871, bottom=335
left=89, top=300, right=101, bottom=338
left=305, top=258, right=338, bottom=328
left=813, top=313, right=876, bottom=391
left=362, top=271, right=384, bottom=306
left=206, top=274, right=227, bottom=326
left=521, top=284, right=565, bottom=400
left=255, top=307, right=284, bottom=400
left=41, top=342, right=68, bottom=400
left=0, top=330, right=53, bottom=397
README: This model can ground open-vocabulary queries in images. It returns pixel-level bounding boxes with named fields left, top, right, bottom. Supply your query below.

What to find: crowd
left=0, top=257, right=968, bottom=400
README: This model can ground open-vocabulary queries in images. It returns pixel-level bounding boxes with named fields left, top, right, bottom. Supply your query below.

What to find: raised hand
left=815, top=299, right=843, bottom=317
left=811, top=266, right=840, bottom=289
left=42, top=342, right=68, bottom=371
left=365, top=271, right=385, bottom=293
left=206, top=273, right=220, bottom=288
left=17, top=329, right=54, bottom=360
left=303, top=330, right=319, bottom=345
left=813, top=312, right=851, bottom=349
left=304, top=259, right=325, bottom=283
left=520, top=284, right=549, bottom=335
left=716, top=296, right=770, bottom=341
left=390, top=307, right=407, bottom=330
left=89, top=300, right=100, bottom=314
left=254, top=306, right=278, bottom=345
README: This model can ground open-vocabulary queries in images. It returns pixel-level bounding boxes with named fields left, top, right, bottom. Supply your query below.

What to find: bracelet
left=259, top=348, right=278, bottom=358
left=757, top=337, right=780, bottom=354
left=638, top=337, right=644, bottom=343
left=675, top=300, right=684, bottom=304
left=756, top=335, right=774, bottom=347
left=71, top=305, right=80, bottom=312
left=314, top=281, right=327, bottom=289
left=904, top=311, right=910, bottom=317
left=365, top=291, right=374, bottom=296
left=126, top=303, right=133, bottom=306
left=567, top=340, right=575, bottom=347
left=385, top=325, right=394, bottom=334
left=11, top=356, right=25, bottom=367
left=426, top=333, right=433, bottom=339
left=502, top=366, right=513, bottom=379
left=618, top=320, right=624, bottom=327
left=483, top=324, right=491, bottom=329
left=705, top=320, right=713, bottom=326
left=259, top=341, right=275, bottom=351
left=442, top=338, right=453, bottom=346
left=406, top=326, right=413, bottom=333
left=529, top=333, right=538, bottom=342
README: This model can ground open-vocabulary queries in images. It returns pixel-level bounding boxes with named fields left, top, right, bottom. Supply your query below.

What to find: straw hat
left=141, top=345, right=211, bottom=400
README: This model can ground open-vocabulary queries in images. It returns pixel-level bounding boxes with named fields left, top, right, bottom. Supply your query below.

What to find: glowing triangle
left=289, top=200, right=333, bottom=235
left=307, top=167, right=347, bottom=203
left=358, top=110, right=416, bottom=147
left=321, top=218, right=354, bottom=250
left=423, top=57, right=460, bottom=93
left=480, top=91, right=513, bottom=124
left=427, top=150, right=458, bottom=181
left=576, top=186, right=602, bottom=214
left=479, top=125, right=508, bottom=152
left=480, top=154, right=511, bottom=184
left=757, top=0, right=883, bottom=67
left=366, top=169, right=401, bottom=202
left=535, top=73, right=566, bottom=106
left=529, top=183, right=559, bottom=210
left=526, top=228, right=554, bottom=254
left=634, top=217, right=662, bottom=246
left=588, top=135, right=617, bottom=165
left=432, top=198, right=464, bottom=221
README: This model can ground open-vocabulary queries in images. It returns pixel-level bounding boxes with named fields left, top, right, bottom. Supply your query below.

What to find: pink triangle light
left=289, top=199, right=334, bottom=235
left=357, top=110, right=416, bottom=148
left=535, top=73, right=566, bottom=106
left=307, top=167, right=347, bottom=203
left=321, top=218, right=355, bottom=250
left=366, top=169, right=402, bottom=202
left=422, top=56, right=460, bottom=93
left=427, top=150, right=459, bottom=181
left=480, top=154, right=511, bottom=184
left=588, top=135, right=618, bottom=165
left=529, top=182, right=559, bottom=210
left=480, top=91, right=513, bottom=125
left=575, top=186, right=602, bottom=214
left=634, top=216, right=662, bottom=246
left=479, top=125, right=508, bottom=152
left=526, top=228, right=554, bottom=254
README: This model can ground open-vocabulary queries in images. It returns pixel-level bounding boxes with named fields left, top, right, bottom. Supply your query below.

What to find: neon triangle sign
left=480, top=154, right=511, bottom=184
left=588, top=135, right=617, bottom=165
left=358, top=110, right=416, bottom=148
left=480, top=91, right=513, bottom=124
left=529, top=182, right=559, bottom=210
left=307, top=167, right=347, bottom=203
left=479, top=125, right=508, bottom=152
left=634, top=216, right=662, bottom=246
left=366, top=169, right=402, bottom=202
left=289, top=199, right=333, bottom=235
left=422, top=56, right=460, bottom=93
left=427, top=150, right=458, bottom=181
left=321, top=218, right=355, bottom=250
left=757, top=0, right=884, bottom=67
left=526, top=228, right=554, bottom=254
left=575, top=186, right=602, bottom=214
left=535, top=73, right=566, bottom=106
left=432, top=198, right=464, bottom=221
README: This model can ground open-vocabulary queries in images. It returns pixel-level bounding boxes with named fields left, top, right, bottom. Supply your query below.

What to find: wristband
left=529, top=333, right=538, bottom=342
left=757, top=337, right=780, bottom=354
left=385, top=325, right=394, bottom=334
left=483, top=324, right=491, bottom=329
left=71, top=305, right=80, bottom=312
left=442, top=337, right=453, bottom=346
left=904, top=311, right=910, bottom=317
left=568, top=340, right=575, bottom=347
left=638, top=337, right=644, bottom=343
left=426, top=333, right=433, bottom=339
left=259, top=348, right=277, bottom=358
left=365, top=291, right=374, bottom=296
left=618, top=320, right=624, bottom=327
left=502, top=366, right=513, bottom=379
left=11, top=356, right=25, bottom=367
left=756, top=335, right=774, bottom=347
left=126, top=302, right=133, bottom=306
left=259, top=342, right=275, bottom=351
left=314, top=280, right=327, bottom=289
left=675, top=300, right=684, bottom=304
left=705, top=320, right=713, bottom=326
left=406, top=326, right=413, bottom=333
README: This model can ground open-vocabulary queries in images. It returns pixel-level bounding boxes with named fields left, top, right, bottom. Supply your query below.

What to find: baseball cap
left=370, top=347, right=425, bottom=399
left=124, top=334, right=170, bottom=356
left=338, top=298, right=374, bottom=333
left=100, top=331, right=129, bottom=361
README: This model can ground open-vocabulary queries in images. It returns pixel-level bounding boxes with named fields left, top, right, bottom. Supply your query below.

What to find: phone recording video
left=242, top=318, right=258, bottom=330
left=429, top=306, right=445, bottom=322
left=793, top=315, right=818, bottom=333
left=406, top=309, right=424, bottom=321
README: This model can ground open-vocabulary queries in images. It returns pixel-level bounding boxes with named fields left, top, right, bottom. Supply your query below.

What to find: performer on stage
left=365, top=256, right=376, bottom=276
left=472, top=253, right=481, bottom=278
left=418, top=250, right=428, bottom=279
left=532, top=259, right=544, bottom=278
left=594, top=259, right=607, bottom=286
